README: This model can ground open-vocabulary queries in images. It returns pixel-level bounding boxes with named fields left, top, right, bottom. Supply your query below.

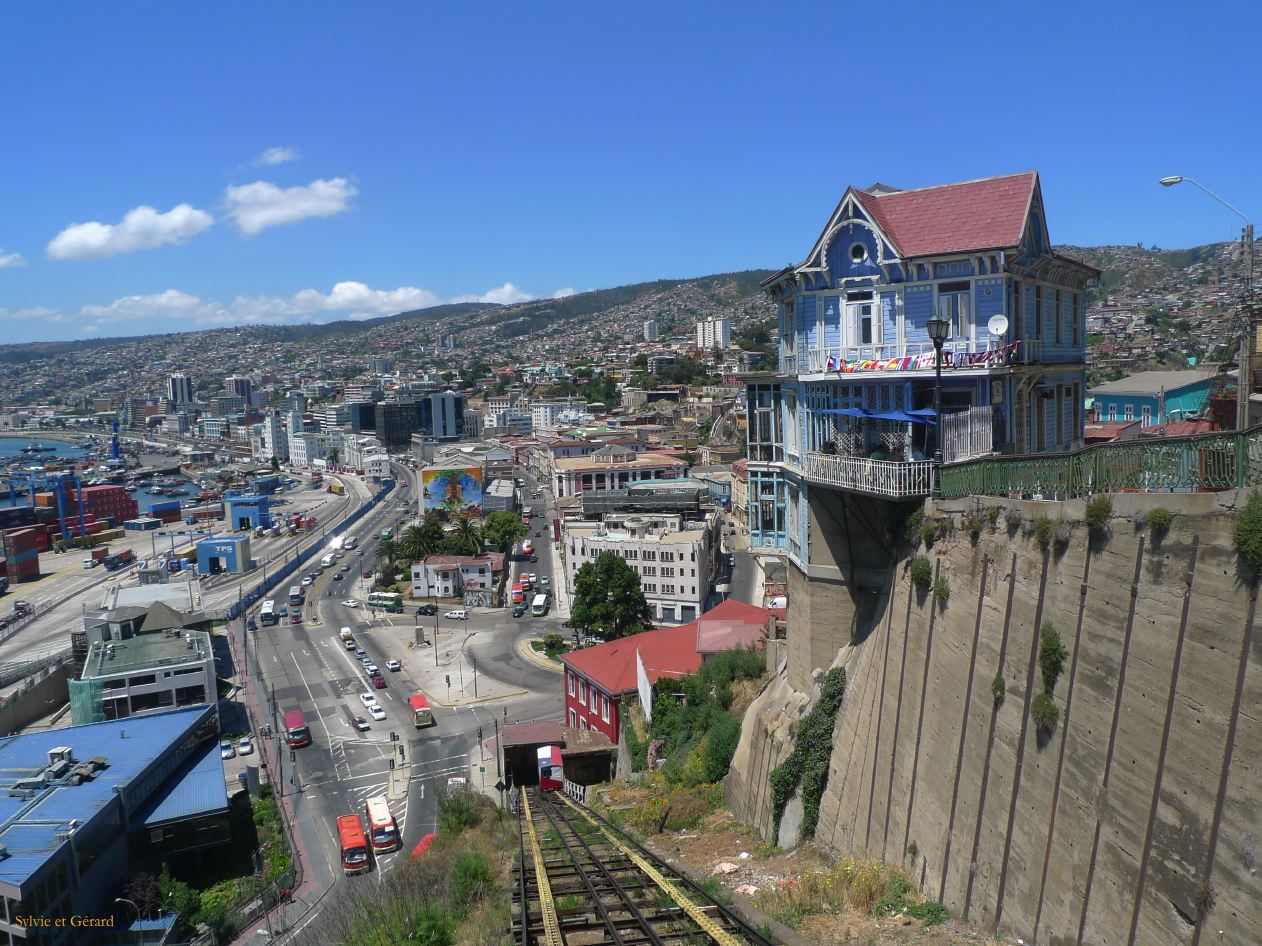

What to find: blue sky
left=1, top=1, right=1259, bottom=343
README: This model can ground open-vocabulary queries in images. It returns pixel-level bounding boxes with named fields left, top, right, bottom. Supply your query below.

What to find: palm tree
left=398, top=524, right=439, bottom=563
left=376, top=539, right=400, bottom=566
left=453, top=515, right=483, bottom=554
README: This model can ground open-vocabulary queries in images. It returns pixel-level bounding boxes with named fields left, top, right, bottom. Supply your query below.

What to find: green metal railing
left=940, top=424, right=1262, bottom=499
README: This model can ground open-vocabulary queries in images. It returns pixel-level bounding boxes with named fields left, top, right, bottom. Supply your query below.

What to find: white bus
left=530, top=593, right=549, bottom=617
left=260, top=600, right=278, bottom=626
left=365, top=795, right=399, bottom=853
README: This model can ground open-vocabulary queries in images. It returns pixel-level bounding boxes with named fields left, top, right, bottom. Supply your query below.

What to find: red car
left=371, top=673, right=387, bottom=689
left=290, top=612, right=302, bottom=624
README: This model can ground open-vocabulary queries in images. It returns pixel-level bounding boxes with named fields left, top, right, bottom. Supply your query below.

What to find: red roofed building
left=560, top=598, right=769, bottom=742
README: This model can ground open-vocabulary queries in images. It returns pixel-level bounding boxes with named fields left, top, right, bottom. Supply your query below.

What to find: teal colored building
left=1088, top=370, right=1214, bottom=428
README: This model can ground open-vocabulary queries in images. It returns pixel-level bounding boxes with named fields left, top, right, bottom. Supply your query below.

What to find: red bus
left=365, top=795, right=399, bottom=853
left=283, top=709, right=311, bottom=748
left=511, top=583, right=525, bottom=604
left=337, top=814, right=371, bottom=875
left=409, top=693, right=433, bottom=728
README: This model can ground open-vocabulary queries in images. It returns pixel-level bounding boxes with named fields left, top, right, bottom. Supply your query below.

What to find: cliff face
left=728, top=490, right=1262, bottom=946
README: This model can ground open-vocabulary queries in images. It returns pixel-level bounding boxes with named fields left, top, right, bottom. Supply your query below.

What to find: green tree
left=326, top=447, right=339, bottom=468
left=452, top=515, right=483, bottom=553
left=571, top=551, right=652, bottom=640
left=482, top=510, right=529, bottom=552
left=398, top=520, right=442, bottom=562
left=269, top=456, right=280, bottom=472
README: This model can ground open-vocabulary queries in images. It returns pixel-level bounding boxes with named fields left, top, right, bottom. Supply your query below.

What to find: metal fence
left=941, top=423, right=1262, bottom=500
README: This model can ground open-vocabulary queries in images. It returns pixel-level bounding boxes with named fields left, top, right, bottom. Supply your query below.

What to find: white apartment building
left=563, top=513, right=717, bottom=625
left=289, top=431, right=333, bottom=467
left=411, top=553, right=506, bottom=599
left=695, top=317, right=731, bottom=351
left=531, top=397, right=587, bottom=430
left=343, top=435, right=386, bottom=469
left=643, top=319, right=659, bottom=341
left=484, top=409, right=532, bottom=436
left=320, top=403, right=351, bottom=431
left=261, top=412, right=288, bottom=461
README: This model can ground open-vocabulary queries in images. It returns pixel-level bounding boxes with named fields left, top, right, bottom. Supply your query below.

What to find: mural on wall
left=422, top=468, right=483, bottom=513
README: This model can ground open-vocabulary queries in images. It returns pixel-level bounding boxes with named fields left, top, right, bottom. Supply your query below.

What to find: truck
left=103, top=549, right=136, bottom=571
left=82, top=547, right=110, bottom=568
left=327, top=481, right=346, bottom=496
left=340, top=626, right=354, bottom=643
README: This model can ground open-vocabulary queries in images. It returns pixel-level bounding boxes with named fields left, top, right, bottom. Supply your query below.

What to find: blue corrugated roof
left=0, top=706, right=218, bottom=888
left=136, top=741, right=228, bottom=826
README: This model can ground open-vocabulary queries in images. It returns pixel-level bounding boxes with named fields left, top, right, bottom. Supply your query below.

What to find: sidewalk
left=359, top=613, right=528, bottom=708
left=514, top=637, right=564, bottom=674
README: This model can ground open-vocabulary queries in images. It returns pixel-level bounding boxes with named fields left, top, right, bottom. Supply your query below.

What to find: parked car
left=247, top=618, right=258, bottom=631
left=369, top=705, right=387, bottom=721
left=371, top=673, right=387, bottom=689
left=365, top=663, right=378, bottom=675
left=386, top=659, right=401, bottom=672
left=220, top=739, right=236, bottom=760
left=352, top=715, right=370, bottom=731
left=359, top=692, right=378, bottom=708
left=355, top=647, right=367, bottom=658
left=417, top=604, right=438, bottom=616
left=237, top=736, right=253, bottom=756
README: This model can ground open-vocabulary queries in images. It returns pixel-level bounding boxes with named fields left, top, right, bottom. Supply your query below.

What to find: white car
left=237, top=736, right=254, bottom=756
left=341, top=599, right=360, bottom=608
left=220, top=739, right=236, bottom=760
left=365, top=663, right=378, bottom=676
left=386, top=659, right=401, bottom=672
left=301, top=576, right=314, bottom=586
left=369, top=705, right=387, bottom=721
left=359, top=692, right=378, bottom=708
left=527, top=573, right=538, bottom=584
left=444, top=610, right=467, bottom=620
left=540, top=576, right=550, bottom=586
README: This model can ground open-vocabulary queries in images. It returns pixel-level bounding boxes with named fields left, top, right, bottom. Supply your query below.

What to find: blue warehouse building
left=0, top=706, right=229, bottom=945
left=748, top=172, right=1098, bottom=689
left=196, top=534, right=252, bottom=575
left=223, top=491, right=272, bottom=531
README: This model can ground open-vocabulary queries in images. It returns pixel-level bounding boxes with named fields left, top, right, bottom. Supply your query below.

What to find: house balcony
left=796, top=338, right=1042, bottom=375
left=798, top=451, right=935, bottom=498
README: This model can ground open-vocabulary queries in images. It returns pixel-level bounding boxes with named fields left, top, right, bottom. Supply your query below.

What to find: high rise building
left=167, top=373, right=195, bottom=405
left=695, top=317, right=731, bottom=351
left=262, top=411, right=288, bottom=460
left=643, top=320, right=659, bottom=342
left=225, top=376, right=253, bottom=403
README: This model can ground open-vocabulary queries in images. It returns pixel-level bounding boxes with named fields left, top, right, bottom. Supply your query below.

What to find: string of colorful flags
left=824, top=340, right=1021, bottom=373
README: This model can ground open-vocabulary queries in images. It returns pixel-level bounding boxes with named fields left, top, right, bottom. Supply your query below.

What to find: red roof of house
left=854, top=172, right=1037, bottom=258
left=562, top=599, right=771, bottom=696
left=1141, top=419, right=1219, bottom=437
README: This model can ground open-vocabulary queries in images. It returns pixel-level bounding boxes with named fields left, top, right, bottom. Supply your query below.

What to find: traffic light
left=477, top=726, right=483, bottom=742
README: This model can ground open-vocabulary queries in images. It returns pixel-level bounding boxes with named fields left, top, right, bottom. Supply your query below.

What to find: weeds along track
left=514, top=787, right=776, bottom=946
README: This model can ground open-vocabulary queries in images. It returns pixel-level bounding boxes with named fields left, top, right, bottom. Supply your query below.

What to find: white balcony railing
left=802, top=338, right=1007, bottom=374
left=801, top=452, right=936, bottom=498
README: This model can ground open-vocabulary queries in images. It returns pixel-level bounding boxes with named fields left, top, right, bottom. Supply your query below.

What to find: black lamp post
left=926, top=316, right=951, bottom=499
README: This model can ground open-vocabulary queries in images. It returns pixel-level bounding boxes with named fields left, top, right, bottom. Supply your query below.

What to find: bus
left=260, top=600, right=278, bottom=626
left=337, top=814, right=372, bottom=875
left=511, top=583, right=525, bottom=604
left=409, top=693, right=433, bottom=728
left=365, top=795, right=400, bottom=853
left=283, top=709, right=311, bottom=748
left=288, top=585, right=304, bottom=608
left=531, top=593, right=550, bottom=617
left=367, top=591, right=403, bottom=613
left=380, top=528, right=393, bottom=541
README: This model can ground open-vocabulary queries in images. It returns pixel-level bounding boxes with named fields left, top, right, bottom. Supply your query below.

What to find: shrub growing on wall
left=1085, top=494, right=1113, bottom=533
left=1033, top=515, right=1054, bottom=550
left=991, top=672, right=1005, bottom=705
left=909, top=556, right=933, bottom=589
left=1039, top=622, right=1068, bottom=694
left=769, top=667, right=847, bottom=839
left=1031, top=692, right=1060, bottom=731
left=932, top=576, right=950, bottom=605
left=903, top=506, right=925, bottom=548
left=1146, top=506, right=1173, bottom=540
left=1232, top=494, right=1262, bottom=577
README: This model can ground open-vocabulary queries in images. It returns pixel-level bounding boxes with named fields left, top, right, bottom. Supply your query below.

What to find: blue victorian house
left=746, top=171, right=1099, bottom=555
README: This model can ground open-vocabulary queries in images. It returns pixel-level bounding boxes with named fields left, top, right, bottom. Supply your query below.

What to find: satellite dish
left=987, top=314, right=1009, bottom=337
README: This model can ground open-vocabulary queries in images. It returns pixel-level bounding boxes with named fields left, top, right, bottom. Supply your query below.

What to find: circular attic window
left=849, top=242, right=868, bottom=263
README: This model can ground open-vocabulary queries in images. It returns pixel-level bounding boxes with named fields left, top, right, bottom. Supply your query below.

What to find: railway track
left=514, top=787, right=777, bottom=946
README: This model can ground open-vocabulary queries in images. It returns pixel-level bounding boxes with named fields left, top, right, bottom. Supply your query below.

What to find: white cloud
left=223, top=177, right=356, bottom=236
left=450, top=282, right=536, bottom=305
left=254, top=146, right=300, bottom=166
left=0, top=248, right=25, bottom=269
left=81, top=289, right=217, bottom=323
left=0, top=306, right=70, bottom=322
left=46, top=204, right=214, bottom=260
left=552, top=287, right=577, bottom=298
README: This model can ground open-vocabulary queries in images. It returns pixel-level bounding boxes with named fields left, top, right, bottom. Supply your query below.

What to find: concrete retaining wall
left=729, top=487, right=1262, bottom=946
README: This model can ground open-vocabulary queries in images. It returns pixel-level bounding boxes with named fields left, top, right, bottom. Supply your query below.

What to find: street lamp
left=1160, top=175, right=1255, bottom=430
left=115, top=898, right=142, bottom=919
left=926, top=315, right=951, bottom=499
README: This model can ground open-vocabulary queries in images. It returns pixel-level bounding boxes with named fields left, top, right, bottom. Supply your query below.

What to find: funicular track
left=514, top=787, right=776, bottom=946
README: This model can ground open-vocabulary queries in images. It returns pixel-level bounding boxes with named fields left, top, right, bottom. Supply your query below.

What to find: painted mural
left=422, top=467, right=483, bottom=513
